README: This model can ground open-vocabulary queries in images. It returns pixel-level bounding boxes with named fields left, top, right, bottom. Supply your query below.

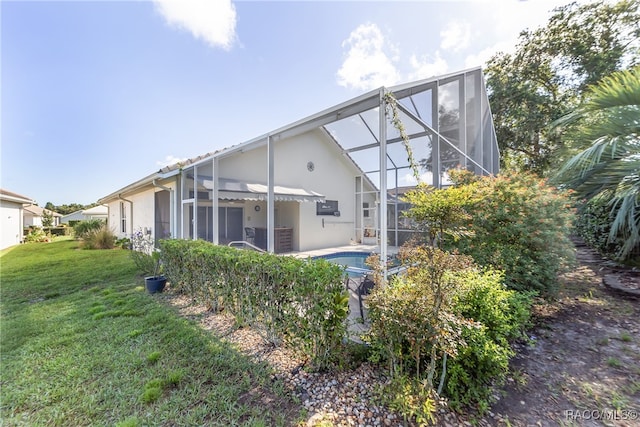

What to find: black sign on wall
left=316, top=200, right=339, bottom=216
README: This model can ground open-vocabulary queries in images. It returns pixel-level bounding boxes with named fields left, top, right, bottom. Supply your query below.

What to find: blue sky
left=2, top=0, right=582, bottom=206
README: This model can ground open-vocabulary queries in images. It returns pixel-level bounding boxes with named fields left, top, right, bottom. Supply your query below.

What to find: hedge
left=158, top=239, right=349, bottom=370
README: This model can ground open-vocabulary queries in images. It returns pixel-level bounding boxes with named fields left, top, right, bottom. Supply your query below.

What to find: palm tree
left=553, top=66, right=640, bottom=259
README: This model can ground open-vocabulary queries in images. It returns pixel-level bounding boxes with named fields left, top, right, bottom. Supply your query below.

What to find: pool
left=313, top=252, right=373, bottom=277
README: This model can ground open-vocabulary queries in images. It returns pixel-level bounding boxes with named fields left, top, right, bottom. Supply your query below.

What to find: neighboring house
left=23, top=205, right=62, bottom=227
left=61, top=205, right=108, bottom=224
left=0, top=189, right=35, bottom=250
left=99, top=68, right=499, bottom=261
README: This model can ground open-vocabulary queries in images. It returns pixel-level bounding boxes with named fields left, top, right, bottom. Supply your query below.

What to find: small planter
left=145, top=276, right=167, bottom=294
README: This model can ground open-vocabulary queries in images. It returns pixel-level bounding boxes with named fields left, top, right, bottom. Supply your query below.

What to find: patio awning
left=202, top=178, right=325, bottom=203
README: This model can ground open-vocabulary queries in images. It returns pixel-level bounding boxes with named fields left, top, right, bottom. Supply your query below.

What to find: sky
left=2, top=0, right=587, bottom=206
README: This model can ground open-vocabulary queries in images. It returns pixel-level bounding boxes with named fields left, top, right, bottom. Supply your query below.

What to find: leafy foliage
left=406, top=170, right=576, bottom=297
left=73, top=219, right=105, bottom=239
left=574, top=195, right=634, bottom=261
left=79, top=225, right=116, bottom=250
left=129, top=229, right=161, bottom=277
left=486, top=0, right=639, bottom=174
left=24, top=227, right=51, bottom=243
left=159, top=239, right=349, bottom=370
left=401, top=184, right=476, bottom=247
left=366, top=247, right=531, bottom=414
left=553, top=66, right=640, bottom=260
left=42, top=210, right=54, bottom=227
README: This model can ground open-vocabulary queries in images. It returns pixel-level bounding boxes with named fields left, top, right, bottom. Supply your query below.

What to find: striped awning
left=201, top=178, right=325, bottom=203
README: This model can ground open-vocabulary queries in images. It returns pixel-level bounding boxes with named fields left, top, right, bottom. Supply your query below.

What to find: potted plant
left=144, top=251, right=166, bottom=294
left=130, top=228, right=167, bottom=294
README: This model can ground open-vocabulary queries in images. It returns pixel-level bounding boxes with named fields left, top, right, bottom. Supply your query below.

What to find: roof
left=100, top=66, right=495, bottom=203
left=23, top=205, right=62, bottom=217
left=0, top=188, right=34, bottom=204
left=82, top=205, right=108, bottom=215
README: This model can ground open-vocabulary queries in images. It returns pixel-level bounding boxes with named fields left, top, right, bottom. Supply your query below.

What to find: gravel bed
left=162, top=293, right=500, bottom=426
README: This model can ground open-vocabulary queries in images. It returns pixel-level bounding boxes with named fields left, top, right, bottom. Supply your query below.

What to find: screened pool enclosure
left=173, top=67, right=498, bottom=271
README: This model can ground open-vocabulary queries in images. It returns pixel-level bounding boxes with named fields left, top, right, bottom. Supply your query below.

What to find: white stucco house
left=61, top=205, right=108, bottom=224
left=0, top=189, right=35, bottom=250
left=99, top=68, right=499, bottom=264
left=23, top=205, right=62, bottom=227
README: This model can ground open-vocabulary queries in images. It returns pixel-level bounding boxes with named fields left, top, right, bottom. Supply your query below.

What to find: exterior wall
left=0, top=200, right=24, bottom=249
left=23, top=212, right=42, bottom=227
left=106, top=180, right=177, bottom=239
left=219, top=128, right=362, bottom=251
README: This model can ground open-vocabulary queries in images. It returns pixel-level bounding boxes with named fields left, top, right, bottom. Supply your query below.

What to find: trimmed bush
left=43, top=226, right=72, bottom=236
left=159, top=239, right=349, bottom=370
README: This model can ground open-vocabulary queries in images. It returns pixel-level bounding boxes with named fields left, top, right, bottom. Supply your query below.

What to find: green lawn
left=1, top=239, right=301, bottom=426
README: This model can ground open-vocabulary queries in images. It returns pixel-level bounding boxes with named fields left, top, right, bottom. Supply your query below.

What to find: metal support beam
left=267, top=135, right=275, bottom=253
left=379, top=89, right=388, bottom=281
left=212, top=157, right=219, bottom=245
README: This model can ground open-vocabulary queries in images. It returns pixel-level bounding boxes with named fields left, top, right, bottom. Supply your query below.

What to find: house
left=99, top=67, right=499, bottom=263
left=0, top=189, right=35, bottom=249
left=61, top=205, right=108, bottom=224
left=23, top=205, right=62, bottom=227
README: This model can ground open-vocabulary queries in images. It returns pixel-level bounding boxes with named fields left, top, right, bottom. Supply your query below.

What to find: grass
left=1, top=239, right=300, bottom=426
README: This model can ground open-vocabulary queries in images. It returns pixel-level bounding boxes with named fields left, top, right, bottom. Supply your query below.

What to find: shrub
left=442, top=170, right=575, bottom=297
left=73, top=219, right=105, bottom=239
left=366, top=246, right=532, bottom=415
left=129, top=229, right=158, bottom=276
left=575, top=194, right=640, bottom=262
left=23, top=227, right=50, bottom=243
left=80, top=225, right=116, bottom=249
left=43, top=226, right=72, bottom=236
left=444, top=269, right=532, bottom=410
left=159, top=239, right=349, bottom=370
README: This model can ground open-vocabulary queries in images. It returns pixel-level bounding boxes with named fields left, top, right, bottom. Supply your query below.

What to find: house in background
left=0, top=189, right=35, bottom=250
left=61, top=205, right=108, bottom=224
left=23, top=205, right=62, bottom=228
left=99, top=67, right=499, bottom=264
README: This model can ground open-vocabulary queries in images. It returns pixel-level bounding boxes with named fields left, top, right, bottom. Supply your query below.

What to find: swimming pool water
left=313, top=252, right=372, bottom=276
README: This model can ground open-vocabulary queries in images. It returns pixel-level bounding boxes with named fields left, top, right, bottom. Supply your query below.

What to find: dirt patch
left=491, top=243, right=640, bottom=427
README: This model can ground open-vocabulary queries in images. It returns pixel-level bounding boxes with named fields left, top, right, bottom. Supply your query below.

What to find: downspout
left=118, top=194, right=133, bottom=237
left=152, top=179, right=175, bottom=239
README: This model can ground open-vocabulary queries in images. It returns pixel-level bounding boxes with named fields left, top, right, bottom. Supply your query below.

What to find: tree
left=42, top=210, right=54, bottom=228
left=553, top=66, right=640, bottom=260
left=486, top=0, right=639, bottom=175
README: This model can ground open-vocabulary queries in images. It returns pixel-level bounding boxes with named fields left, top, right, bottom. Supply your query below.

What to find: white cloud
left=336, top=23, right=401, bottom=91
left=440, top=21, right=471, bottom=53
left=408, top=52, right=449, bottom=81
left=157, top=155, right=189, bottom=168
left=464, top=40, right=515, bottom=69
left=153, top=0, right=237, bottom=50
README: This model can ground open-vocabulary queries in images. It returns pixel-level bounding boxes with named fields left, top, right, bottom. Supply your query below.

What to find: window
left=363, top=202, right=370, bottom=218
left=120, top=202, right=127, bottom=234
